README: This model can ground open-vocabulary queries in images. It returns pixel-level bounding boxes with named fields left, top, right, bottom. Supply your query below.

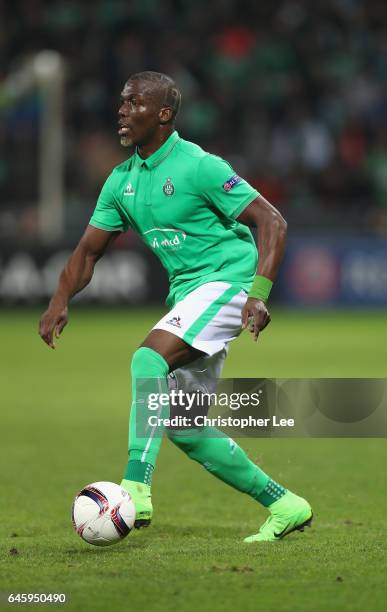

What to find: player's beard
left=120, top=135, right=133, bottom=147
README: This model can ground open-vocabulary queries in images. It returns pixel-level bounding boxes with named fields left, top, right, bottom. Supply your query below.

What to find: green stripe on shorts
left=183, top=284, right=242, bottom=345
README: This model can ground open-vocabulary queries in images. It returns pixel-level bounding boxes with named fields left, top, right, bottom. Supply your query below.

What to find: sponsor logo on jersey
left=124, top=182, right=135, bottom=196
left=223, top=174, right=242, bottom=191
left=166, top=315, right=182, bottom=328
left=143, top=228, right=186, bottom=250
left=163, top=177, right=175, bottom=196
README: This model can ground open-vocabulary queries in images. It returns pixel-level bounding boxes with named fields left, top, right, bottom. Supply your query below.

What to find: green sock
left=124, top=347, right=169, bottom=485
left=123, top=459, right=154, bottom=485
left=168, top=427, right=286, bottom=507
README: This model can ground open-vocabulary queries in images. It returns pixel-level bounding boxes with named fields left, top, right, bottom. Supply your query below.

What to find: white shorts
left=153, top=282, right=247, bottom=403
left=153, top=281, right=247, bottom=357
left=153, top=282, right=247, bottom=406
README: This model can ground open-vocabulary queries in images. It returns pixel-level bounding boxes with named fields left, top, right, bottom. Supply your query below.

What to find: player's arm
left=236, top=194, right=287, bottom=341
left=39, top=225, right=119, bottom=349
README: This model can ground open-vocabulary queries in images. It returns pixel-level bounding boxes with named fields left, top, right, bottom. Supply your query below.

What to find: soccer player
left=39, top=71, right=312, bottom=542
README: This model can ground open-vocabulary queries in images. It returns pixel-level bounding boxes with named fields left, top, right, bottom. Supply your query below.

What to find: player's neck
left=137, top=127, right=174, bottom=159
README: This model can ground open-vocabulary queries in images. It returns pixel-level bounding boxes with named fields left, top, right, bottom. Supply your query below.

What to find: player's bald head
left=126, top=71, right=181, bottom=122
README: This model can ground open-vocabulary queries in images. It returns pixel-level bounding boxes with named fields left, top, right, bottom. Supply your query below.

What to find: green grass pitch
left=0, top=308, right=386, bottom=611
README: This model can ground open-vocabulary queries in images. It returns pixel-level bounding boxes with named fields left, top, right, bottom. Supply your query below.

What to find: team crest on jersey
left=223, top=174, right=242, bottom=192
left=124, top=182, right=135, bottom=196
left=163, top=177, right=175, bottom=196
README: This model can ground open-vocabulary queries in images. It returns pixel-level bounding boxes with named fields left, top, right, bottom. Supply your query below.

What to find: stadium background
left=1, top=0, right=387, bottom=306
left=1, top=2, right=386, bottom=612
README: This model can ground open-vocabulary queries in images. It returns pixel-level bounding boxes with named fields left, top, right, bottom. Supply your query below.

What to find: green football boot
left=244, top=491, right=313, bottom=543
left=121, top=480, right=153, bottom=529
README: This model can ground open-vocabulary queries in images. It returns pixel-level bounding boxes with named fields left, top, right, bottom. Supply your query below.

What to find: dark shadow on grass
left=65, top=542, right=148, bottom=555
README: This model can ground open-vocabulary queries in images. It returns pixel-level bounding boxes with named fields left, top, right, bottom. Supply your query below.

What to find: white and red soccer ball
left=72, top=481, right=135, bottom=546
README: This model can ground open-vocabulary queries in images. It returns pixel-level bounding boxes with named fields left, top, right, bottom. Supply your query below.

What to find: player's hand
left=38, top=305, right=68, bottom=349
left=241, top=297, right=271, bottom=342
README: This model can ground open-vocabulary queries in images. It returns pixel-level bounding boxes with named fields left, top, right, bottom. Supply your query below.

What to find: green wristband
left=248, top=275, right=273, bottom=302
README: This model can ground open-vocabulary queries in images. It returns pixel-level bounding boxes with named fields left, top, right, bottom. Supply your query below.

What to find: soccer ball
left=72, top=481, right=136, bottom=546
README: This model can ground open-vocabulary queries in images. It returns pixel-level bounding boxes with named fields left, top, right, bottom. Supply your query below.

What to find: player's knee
left=131, top=347, right=169, bottom=378
left=167, top=431, right=203, bottom=459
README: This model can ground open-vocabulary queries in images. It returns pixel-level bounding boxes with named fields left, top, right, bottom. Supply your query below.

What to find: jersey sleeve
left=196, top=154, right=259, bottom=219
left=89, top=172, right=130, bottom=232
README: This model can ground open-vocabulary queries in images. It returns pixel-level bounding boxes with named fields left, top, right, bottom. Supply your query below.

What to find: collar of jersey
left=134, top=131, right=180, bottom=169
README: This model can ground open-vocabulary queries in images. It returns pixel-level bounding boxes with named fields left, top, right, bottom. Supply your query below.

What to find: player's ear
left=159, top=106, right=173, bottom=124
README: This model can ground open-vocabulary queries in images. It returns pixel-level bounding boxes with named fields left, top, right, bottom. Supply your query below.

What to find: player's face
left=118, top=81, right=164, bottom=148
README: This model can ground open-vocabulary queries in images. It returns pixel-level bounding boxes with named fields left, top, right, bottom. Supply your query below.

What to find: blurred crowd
left=1, top=0, right=387, bottom=244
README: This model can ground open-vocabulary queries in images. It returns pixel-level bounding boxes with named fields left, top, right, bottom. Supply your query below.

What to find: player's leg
left=167, top=349, right=282, bottom=506
left=161, top=284, right=312, bottom=542
left=167, top=351, right=312, bottom=541
left=121, top=329, right=203, bottom=528
left=168, top=426, right=312, bottom=542
left=121, top=281, right=240, bottom=527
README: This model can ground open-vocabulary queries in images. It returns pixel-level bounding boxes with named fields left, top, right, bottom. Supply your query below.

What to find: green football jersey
left=90, top=131, right=259, bottom=307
